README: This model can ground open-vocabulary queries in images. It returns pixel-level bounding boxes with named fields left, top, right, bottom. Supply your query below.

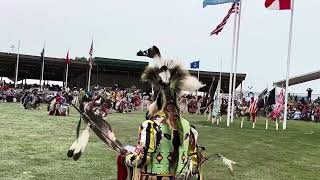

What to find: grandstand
left=0, top=52, right=246, bottom=92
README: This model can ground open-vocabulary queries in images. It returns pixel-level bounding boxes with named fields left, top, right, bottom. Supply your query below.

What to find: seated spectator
left=293, top=109, right=301, bottom=120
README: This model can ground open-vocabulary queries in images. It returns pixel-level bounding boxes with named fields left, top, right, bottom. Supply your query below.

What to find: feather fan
left=67, top=102, right=124, bottom=161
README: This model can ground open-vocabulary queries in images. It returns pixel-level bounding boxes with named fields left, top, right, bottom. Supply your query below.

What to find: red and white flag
left=249, top=97, right=258, bottom=114
left=66, top=49, right=70, bottom=64
left=265, top=0, right=291, bottom=10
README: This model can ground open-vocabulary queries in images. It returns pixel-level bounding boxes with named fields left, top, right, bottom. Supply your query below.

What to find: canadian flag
left=66, top=49, right=70, bottom=64
left=265, top=0, right=291, bottom=10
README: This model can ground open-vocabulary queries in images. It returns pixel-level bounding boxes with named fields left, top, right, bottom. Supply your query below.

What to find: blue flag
left=190, top=61, right=200, bottom=69
left=203, top=0, right=240, bottom=8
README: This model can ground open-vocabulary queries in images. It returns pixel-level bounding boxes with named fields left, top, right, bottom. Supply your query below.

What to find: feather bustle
left=141, top=66, right=159, bottom=85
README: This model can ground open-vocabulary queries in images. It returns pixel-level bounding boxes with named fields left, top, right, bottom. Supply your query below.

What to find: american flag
left=249, top=97, right=258, bottom=123
left=88, top=40, right=93, bottom=68
left=210, top=3, right=239, bottom=36
left=249, top=88, right=268, bottom=113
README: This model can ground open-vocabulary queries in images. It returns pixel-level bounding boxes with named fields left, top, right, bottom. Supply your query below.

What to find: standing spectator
left=179, top=95, right=188, bottom=114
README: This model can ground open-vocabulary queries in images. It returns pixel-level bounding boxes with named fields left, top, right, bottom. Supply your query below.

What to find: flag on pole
left=40, top=45, right=45, bottom=91
left=190, top=61, right=200, bottom=69
left=66, top=49, right=70, bottom=64
left=210, top=3, right=239, bottom=36
left=40, top=48, right=45, bottom=60
left=87, top=39, right=93, bottom=92
left=267, top=88, right=276, bottom=105
left=88, top=40, right=93, bottom=68
left=265, top=0, right=291, bottom=10
left=203, top=0, right=240, bottom=7
left=258, top=88, right=268, bottom=97
left=249, top=97, right=258, bottom=114
left=265, top=0, right=293, bottom=130
left=249, top=88, right=268, bottom=122
left=212, top=79, right=221, bottom=117
left=270, top=88, right=285, bottom=120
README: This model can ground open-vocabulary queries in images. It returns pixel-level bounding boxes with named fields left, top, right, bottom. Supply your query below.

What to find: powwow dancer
left=140, top=93, right=151, bottom=112
left=235, top=95, right=247, bottom=119
left=48, top=91, right=70, bottom=116
left=179, top=95, right=188, bottom=114
left=132, top=92, right=141, bottom=111
left=22, top=89, right=41, bottom=109
left=187, top=96, right=197, bottom=114
left=72, top=89, right=80, bottom=107
left=66, top=46, right=238, bottom=179
left=92, top=90, right=113, bottom=117
left=196, top=96, right=203, bottom=114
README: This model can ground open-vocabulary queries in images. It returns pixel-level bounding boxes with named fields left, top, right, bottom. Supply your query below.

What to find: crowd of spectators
left=287, top=96, right=320, bottom=122
left=2, top=80, right=320, bottom=123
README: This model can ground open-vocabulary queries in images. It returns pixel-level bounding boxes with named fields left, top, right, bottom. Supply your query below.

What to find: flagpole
left=231, top=1, right=242, bottom=123
left=219, top=59, right=222, bottom=119
left=283, top=0, right=295, bottom=130
left=65, top=49, right=70, bottom=90
left=219, top=59, right=222, bottom=90
left=14, top=40, right=20, bottom=89
left=40, top=43, right=45, bottom=91
left=87, top=65, right=92, bottom=92
left=65, top=63, right=69, bottom=90
left=87, top=38, right=93, bottom=92
left=197, top=68, right=200, bottom=80
left=196, top=61, right=200, bottom=98
left=227, top=6, right=238, bottom=127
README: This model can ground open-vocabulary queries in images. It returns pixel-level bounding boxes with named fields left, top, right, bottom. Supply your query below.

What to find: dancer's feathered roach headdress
left=138, top=46, right=204, bottom=118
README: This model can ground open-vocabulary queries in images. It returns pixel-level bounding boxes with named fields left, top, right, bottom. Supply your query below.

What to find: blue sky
left=1, top=0, right=319, bottom=94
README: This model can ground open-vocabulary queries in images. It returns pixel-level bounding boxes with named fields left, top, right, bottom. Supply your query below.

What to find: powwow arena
left=1, top=0, right=320, bottom=180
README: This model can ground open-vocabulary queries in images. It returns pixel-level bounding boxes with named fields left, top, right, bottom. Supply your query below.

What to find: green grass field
left=0, top=103, right=319, bottom=180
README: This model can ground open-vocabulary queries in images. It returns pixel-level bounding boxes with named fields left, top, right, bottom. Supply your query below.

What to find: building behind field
left=0, top=52, right=246, bottom=93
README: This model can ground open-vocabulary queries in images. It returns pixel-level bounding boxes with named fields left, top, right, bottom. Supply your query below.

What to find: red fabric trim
left=117, top=154, right=128, bottom=180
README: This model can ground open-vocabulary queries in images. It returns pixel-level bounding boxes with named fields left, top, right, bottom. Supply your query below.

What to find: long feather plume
left=67, top=125, right=90, bottom=161
left=72, top=125, right=90, bottom=161
left=153, top=56, right=164, bottom=68
left=67, top=140, right=77, bottom=158
left=217, top=154, right=237, bottom=175
left=67, top=102, right=124, bottom=161
left=85, top=105, right=123, bottom=152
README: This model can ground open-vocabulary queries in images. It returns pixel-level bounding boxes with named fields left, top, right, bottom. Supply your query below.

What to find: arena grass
left=0, top=103, right=319, bottom=180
